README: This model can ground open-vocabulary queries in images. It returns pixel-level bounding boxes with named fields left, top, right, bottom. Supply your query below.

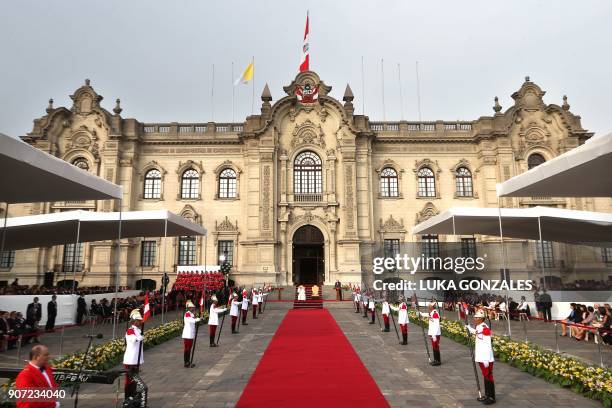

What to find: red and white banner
left=299, top=12, right=309, bottom=72
left=143, top=292, right=150, bottom=321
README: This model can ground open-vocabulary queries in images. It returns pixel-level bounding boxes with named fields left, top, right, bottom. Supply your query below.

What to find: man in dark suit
left=76, top=293, right=87, bottom=325
left=25, top=298, right=42, bottom=344
left=45, top=295, right=57, bottom=332
left=334, top=280, right=342, bottom=301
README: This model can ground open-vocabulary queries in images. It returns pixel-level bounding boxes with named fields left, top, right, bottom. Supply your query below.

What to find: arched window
left=294, top=151, right=322, bottom=196
left=181, top=169, right=199, bottom=199
left=455, top=167, right=473, bottom=197
left=219, top=168, right=237, bottom=198
left=528, top=153, right=546, bottom=170
left=417, top=167, right=435, bottom=197
left=380, top=167, right=399, bottom=197
left=143, top=169, right=162, bottom=199
left=72, top=157, right=89, bottom=171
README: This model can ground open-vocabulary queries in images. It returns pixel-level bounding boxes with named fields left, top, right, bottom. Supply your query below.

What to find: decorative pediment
left=450, top=158, right=476, bottom=173
left=511, top=77, right=546, bottom=111
left=379, top=215, right=406, bottom=233
left=289, top=209, right=326, bottom=226
left=413, top=158, right=441, bottom=175
left=176, top=160, right=204, bottom=175
left=416, top=202, right=440, bottom=224
left=216, top=216, right=238, bottom=232
left=70, top=79, right=104, bottom=115
left=291, top=119, right=326, bottom=149
left=283, top=71, right=331, bottom=98
left=376, top=159, right=403, bottom=175
left=180, top=205, right=200, bottom=223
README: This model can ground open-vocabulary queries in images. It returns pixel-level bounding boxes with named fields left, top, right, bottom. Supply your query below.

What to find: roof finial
left=493, top=96, right=502, bottom=113
left=113, top=98, right=123, bottom=115
left=343, top=84, right=354, bottom=102
left=525, top=76, right=530, bottom=82
left=85, top=78, right=91, bottom=86
left=46, top=98, right=54, bottom=114
left=562, top=95, right=570, bottom=111
left=261, top=83, right=272, bottom=103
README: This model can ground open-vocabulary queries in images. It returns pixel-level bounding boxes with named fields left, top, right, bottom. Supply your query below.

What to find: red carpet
left=236, top=309, right=388, bottom=407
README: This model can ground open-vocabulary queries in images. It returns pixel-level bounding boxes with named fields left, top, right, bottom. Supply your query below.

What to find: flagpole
left=381, top=58, right=386, bottom=121
left=361, top=56, right=366, bottom=115
left=231, top=62, right=235, bottom=123
left=211, top=63, right=215, bottom=121
left=251, top=56, right=255, bottom=115
left=397, top=63, right=404, bottom=121
left=416, top=61, right=422, bottom=121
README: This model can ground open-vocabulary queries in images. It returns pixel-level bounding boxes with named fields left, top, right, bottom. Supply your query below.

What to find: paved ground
left=328, top=302, right=601, bottom=408
left=58, top=303, right=291, bottom=407
left=2, top=302, right=606, bottom=407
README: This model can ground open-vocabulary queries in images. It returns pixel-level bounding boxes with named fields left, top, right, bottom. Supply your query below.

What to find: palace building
left=4, top=71, right=611, bottom=289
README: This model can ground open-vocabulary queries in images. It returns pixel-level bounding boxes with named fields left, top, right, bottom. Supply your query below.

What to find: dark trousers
left=542, top=307, right=552, bottom=322
left=252, top=305, right=258, bottom=318
left=242, top=309, right=248, bottom=323
left=209, top=325, right=217, bottom=345
left=45, top=316, right=56, bottom=331
left=231, top=315, right=237, bottom=331
left=76, top=310, right=85, bottom=325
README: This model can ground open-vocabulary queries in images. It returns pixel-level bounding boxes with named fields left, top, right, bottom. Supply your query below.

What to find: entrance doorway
left=292, top=225, right=324, bottom=285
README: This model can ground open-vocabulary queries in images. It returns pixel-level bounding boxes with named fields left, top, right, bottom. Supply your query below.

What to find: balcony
left=294, top=194, right=323, bottom=203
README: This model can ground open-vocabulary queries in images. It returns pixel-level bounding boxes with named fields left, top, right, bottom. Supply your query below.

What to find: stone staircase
left=293, top=284, right=323, bottom=309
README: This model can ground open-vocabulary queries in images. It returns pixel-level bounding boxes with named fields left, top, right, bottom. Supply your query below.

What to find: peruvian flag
left=299, top=12, right=309, bottom=72
left=199, top=291, right=205, bottom=314
left=143, top=292, right=150, bottom=322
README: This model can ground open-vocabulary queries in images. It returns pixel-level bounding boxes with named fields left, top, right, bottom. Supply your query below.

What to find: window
left=141, top=241, right=156, bottom=267
left=218, top=240, right=234, bottom=265
left=219, top=168, right=237, bottom=198
left=178, top=237, right=196, bottom=266
left=0, top=251, right=15, bottom=268
left=536, top=241, right=554, bottom=268
left=528, top=153, right=546, bottom=170
left=72, top=158, right=89, bottom=171
left=461, top=238, right=477, bottom=258
left=294, top=151, right=322, bottom=195
left=602, top=248, right=612, bottom=263
left=380, top=168, right=399, bottom=197
left=422, top=235, right=440, bottom=258
left=181, top=169, right=199, bottom=199
left=455, top=167, right=473, bottom=197
left=383, top=239, right=400, bottom=259
left=144, top=169, right=162, bottom=199
left=62, top=243, right=83, bottom=272
left=417, top=167, right=436, bottom=197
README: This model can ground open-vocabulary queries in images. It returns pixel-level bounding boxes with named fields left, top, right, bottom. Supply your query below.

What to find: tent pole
left=161, top=218, right=168, bottom=324
left=497, top=204, right=511, bottom=337
left=140, top=237, right=144, bottom=291
left=537, top=216, right=546, bottom=290
left=112, top=199, right=123, bottom=340
left=0, top=203, right=9, bottom=269
left=71, top=219, right=81, bottom=294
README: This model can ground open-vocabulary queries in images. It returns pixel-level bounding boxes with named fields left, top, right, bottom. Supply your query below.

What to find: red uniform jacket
left=14, top=363, right=58, bottom=408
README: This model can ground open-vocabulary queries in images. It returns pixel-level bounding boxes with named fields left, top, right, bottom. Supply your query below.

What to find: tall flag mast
left=299, top=11, right=310, bottom=72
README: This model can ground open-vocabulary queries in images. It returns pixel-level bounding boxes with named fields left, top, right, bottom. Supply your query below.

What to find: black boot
left=401, top=332, right=408, bottom=345
left=184, top=350, right=194, bottom=367
left=384, top=322, right=390, bottom=332
left=430, top=350, right=441, bottom=366
left=482, top=380, right=495, bottom=404
left=210, top=333, right=217, bottom=347
left=477, top=380, right=489, bottom=402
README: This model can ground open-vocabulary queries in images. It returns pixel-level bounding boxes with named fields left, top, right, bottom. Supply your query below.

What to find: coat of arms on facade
left=295, top=82, right=319, bottom=104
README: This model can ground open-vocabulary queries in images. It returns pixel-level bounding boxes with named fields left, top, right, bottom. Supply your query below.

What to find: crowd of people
left=0, top=279, right=128, bottom=296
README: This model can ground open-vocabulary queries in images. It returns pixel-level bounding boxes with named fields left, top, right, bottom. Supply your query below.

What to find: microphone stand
left=72, top=335, right=97, bottom=408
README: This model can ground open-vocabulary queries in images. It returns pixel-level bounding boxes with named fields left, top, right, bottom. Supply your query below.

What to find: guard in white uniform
left=241, top=289, right=250, bottom=325
left=381, top=298, right=391, bottom=332
left=353, top=287, right=361, bottom=313
left=420, top=302, right=442, bottom=366
left=368, top=295, right=376, bottom=324
left=229, top=292, right=241, bottom=333
left=208, top=295, right=227, bottom=347
left=390, top=296, right=409, bottom=345
left=251, top=289, right=259, bottom=319
left=181, top=300, right=201, bottom=367
left=466, top=310, right=496, bottom=404
left=123, top=309, right=144, bottom=397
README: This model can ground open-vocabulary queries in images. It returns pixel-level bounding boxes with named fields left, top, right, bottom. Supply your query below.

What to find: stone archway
left=292, top=225, right=324, bottom=285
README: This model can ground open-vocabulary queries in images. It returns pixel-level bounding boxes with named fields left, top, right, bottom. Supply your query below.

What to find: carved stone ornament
left=416, top=202, right=440, bottom=224
left=216, top=216, right=237, bottom=232
left=379, top=215, right=406, bottom=232
left=291, top=119, right=326, bottom=149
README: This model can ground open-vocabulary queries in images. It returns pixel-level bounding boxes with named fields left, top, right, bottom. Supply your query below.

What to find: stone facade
left=4, top=72, right=610, bottom=288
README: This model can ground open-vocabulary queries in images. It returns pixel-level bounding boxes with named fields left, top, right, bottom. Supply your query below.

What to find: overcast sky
left=1, top=1, right=611, bottom=137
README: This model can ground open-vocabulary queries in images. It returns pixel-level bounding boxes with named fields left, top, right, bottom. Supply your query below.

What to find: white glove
left=195, top=318, right=201, bottom=323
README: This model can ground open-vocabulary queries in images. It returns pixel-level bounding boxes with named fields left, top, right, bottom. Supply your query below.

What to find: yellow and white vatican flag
left=234, top=59, right=254, bottom=85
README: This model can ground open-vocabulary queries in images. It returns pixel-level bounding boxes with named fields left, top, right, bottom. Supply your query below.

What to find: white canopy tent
left=496, top=132, right=612, bottom=197
left=0, top=210, right=207, bottom=250
left=0, top=210, right=207, bottom=338
left=412, top=206, right=612, bottom=244
left=0, top=133, right=122, bottom=203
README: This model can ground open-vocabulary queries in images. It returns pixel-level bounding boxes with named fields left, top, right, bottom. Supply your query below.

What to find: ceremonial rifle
left=463, top=307, right=483, bottom=400
left=189, top=289, right=206, bottom=367
left=414, top=292, right=432, bottom=363
left=373, top=291, right=383, bottom=331
left=236, top=286, right=243, bottom=334
left=389, top=302, right=401, bottom=342
left=215, top=296, right=231, bottom=345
